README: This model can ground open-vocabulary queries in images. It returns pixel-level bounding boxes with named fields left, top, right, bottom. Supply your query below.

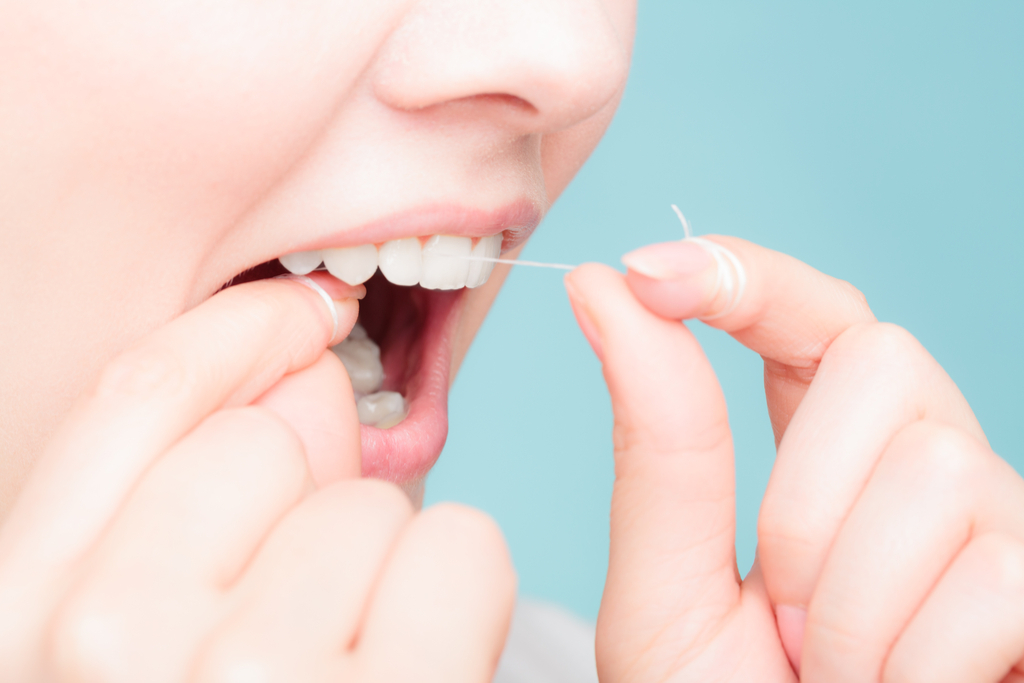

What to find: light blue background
left=425, top=1, right=1024, bottom=621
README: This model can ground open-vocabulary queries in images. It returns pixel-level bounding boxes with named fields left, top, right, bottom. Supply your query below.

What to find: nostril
left=403, top=92, right=539, bottom=118
left=464, top=93, right=538, bottom=115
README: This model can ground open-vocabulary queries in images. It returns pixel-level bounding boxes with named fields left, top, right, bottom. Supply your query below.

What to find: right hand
left=0, top=275, right=515, bottom=682
left=567, top=237, right=1024, bottom=683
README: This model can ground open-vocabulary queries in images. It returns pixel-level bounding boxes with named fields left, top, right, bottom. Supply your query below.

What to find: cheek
left=2, top=0, right=410, bottom=233
left=538, top=0, right=635, bottom=200
left=539, top=106, right=620, bottom=203
left=0, top=1, right=411, bottom=471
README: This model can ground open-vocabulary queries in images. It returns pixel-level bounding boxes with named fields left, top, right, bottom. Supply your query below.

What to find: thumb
left=564, top=263, right=739, bottom=679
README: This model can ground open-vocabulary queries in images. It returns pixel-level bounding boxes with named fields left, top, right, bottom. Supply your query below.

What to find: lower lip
left=358, top=288, right=463, bottom=484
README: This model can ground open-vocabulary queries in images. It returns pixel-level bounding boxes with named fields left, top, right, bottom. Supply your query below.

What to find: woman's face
left=0, top=0, right=635, bottom=509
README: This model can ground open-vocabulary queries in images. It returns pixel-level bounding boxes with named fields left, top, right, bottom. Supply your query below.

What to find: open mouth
left=226, top=231, right=510, bottom=490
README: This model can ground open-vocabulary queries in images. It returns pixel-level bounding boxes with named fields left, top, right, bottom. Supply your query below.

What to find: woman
left=1, top=0, right=1021, bottom=681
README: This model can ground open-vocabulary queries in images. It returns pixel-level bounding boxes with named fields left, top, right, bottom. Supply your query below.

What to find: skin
left=0, top=0, right=635, bottom=678
left=2, top=0, right=1021, bottom=680
left=0, top=0, right=636, bottom=512
left=566, top=238, right=1024, bottom=682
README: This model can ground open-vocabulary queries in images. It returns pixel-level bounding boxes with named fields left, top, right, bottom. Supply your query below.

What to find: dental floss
left=303, top=206, right=745, bottom=293
left=673, top=207, right=747, bottom=320
left=274, top=274, right=339, bottom=340
left=312, top=256, right=578, bottom=273
left=463, top=205, right=694, bottom=272
left=672, top=204, right=693, bottom=239
left=456, top=255, right=576, bottom=271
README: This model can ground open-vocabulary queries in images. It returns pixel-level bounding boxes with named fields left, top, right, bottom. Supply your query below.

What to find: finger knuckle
left=827, top=322, right=925, bottom=372
left=970, top=533, right=1024, bottom=600
left=207, top=406, right=309, bottom=484
left=48, top=599, right=129, bottom=683
left=613, top=414, right=731, bottom=468
left=758, top=486, right=846, bottom=597
left=346, top=478, right=415, bottom=517
left=313, top=478, right=414, bottom=525
left=427, top=504, right=515, bottom=582
left=210, top=405, right=302, bottom=452
left=428, top=503, right=503, bottom=543
left=804, top=612, right=866, bottom=668
left=758, top=477, right=836, bottom=556
left=194, top=639, right=279, bottom=683
left=888, top=421, right=983, bottom=485
left=758, top=505, right=822, bottom=547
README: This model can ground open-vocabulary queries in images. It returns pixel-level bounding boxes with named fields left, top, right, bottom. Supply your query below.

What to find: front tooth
left=466, top=234, right=502, bottom=288
left=323, top=244, right=378, bottom=285
left=357, top=391, right=408, bottom=428
left=420, top=235, right=471, bottom=290
left=332, top=333, right=383, bottom=395
left=378, top=238, right=422, bottom=286
left=279, top=249, right=323, bottom=275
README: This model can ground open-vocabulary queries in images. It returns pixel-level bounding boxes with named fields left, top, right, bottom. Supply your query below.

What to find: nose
left=372, top=0, right=632, bottom=134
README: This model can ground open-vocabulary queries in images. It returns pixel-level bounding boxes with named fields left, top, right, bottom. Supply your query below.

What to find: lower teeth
left=332, top=323, right=408, bottom=428
left=357, top=391, right=408, bottom=429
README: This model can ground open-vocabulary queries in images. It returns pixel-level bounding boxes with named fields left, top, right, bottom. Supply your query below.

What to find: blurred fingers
left=46, top=407, right=311, bottom=683
left=194, top=480, right=413, bottom=683
left=622, top=235, right=875, bottom=443
left=356, top=504, right=516, bottom=683
left=1, top=275, right=361, bottom=575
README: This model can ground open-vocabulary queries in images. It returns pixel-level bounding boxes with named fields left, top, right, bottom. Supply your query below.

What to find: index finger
left=622, top=235, right=876, bottom=444
left=0, top=274, right=362, bottom=572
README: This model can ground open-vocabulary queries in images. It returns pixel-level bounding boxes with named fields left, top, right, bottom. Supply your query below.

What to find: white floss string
left=312, top=255, right=576, bottom=273
left=672, top=204, right=694, bottom=239
left=456, top=255, right=576, bottom=271
left=305, top=207, right=746, bottom=309
left=671, top=207, right=747, bottom=320
left=275, top=273, right=339, bottom=339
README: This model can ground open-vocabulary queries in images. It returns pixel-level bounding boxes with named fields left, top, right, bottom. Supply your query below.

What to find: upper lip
left=208, top=198, right=542, bottom=298
left=282, top=199, right=541, bottom=255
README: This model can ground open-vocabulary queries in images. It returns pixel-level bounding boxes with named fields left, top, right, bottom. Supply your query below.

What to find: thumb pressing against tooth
left=564, top=263, right=740, bottom=680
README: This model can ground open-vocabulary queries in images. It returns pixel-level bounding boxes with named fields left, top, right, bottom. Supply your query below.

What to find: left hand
left=0, top=275, right=514, bottom=683
left=566, top=236, right=1024, bottom=683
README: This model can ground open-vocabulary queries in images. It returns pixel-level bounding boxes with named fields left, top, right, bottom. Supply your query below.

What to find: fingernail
left=330, top=282, right=366, bottom=301
left=564, top=275, right=604, bottom=362
left=775, top=604, right=807, bottom=676
left=274, top=273, right=366, bottom=300
left=621, top=240, right=713, bottom=281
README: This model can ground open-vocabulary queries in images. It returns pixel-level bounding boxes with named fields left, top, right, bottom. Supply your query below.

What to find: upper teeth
left=278, top=234, right=502, bottom=289
left=322, top=244, right=379, bottom=286
left=277, top=249, right=323, bottom=276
